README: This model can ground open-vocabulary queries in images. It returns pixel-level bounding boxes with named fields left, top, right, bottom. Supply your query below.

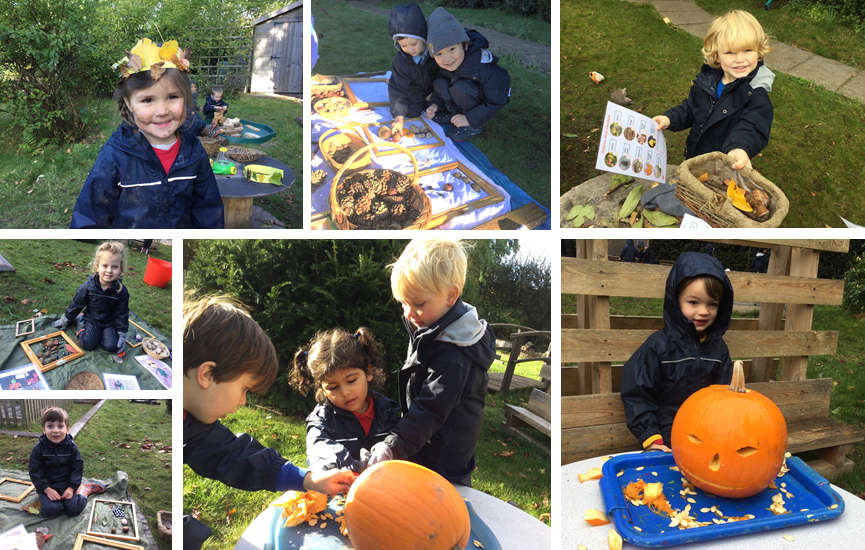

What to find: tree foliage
left=185, top=239, right=551, bottom=414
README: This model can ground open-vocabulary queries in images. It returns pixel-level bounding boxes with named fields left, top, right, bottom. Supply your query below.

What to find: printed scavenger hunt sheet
left=595, top=102, right=667, bottom=184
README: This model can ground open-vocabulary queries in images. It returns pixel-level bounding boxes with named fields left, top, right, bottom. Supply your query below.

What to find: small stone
left=123, top=526, right=129, bottom=533
left=111, top=528, right=117, bottom=534
left=121, top=518, right=128, bottom=526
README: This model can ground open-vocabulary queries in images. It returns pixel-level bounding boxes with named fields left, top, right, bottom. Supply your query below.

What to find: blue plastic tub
left=600, top=452, right=844, bottom=547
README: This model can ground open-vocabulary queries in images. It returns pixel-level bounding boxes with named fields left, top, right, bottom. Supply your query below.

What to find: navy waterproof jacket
left=385, top=298, right=495, bottom=484
left=70, top=124, right=224, bottom=229
left=639, top=247, right=656, bottom=265
left=63, top=274, right=129, bottom=333
left=428, top=30, right=510, bottom=128
left=388, top=3, right=438, bottom=118
left=620, top=252, right=735, bottom=447
left=202, top=96, right=229, bottom=118
left=305, top=390, right=400, bottom=473
left=664, top=62, right=774, bottom=160
left=619, top=239, right=637, bottom=262
left=29, top=433, right=84, bottom=493
left=183, top=412, right=304, bottom=491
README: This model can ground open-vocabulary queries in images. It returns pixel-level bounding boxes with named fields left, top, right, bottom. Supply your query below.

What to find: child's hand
left=391, top=116, right=404, bottom=136
left=450, top=114, right=469, bottom=128
left=51, top=317, right=69, bottom=329
left=425, top=104, right=438, bottom=119
left=44, top=487, right=61, bottom=501
left=727, top=148, right=752, bottom=171
left=61, top=487, right=74, bottom=500
left=646, top=443, right=671, bottom=453
left=653, top=116, right=670, bottom=131
left=304, top=469, right=356, bottom=495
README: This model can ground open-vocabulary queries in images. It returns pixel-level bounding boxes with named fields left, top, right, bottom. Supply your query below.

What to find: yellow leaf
left=726, top=180, right=753, bottom=212
left=159, top=40, right=179, bottom=62
left=130, top=38, right=161, bottom=69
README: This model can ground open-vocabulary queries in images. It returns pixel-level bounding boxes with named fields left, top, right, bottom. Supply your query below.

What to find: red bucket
left=143, top=257, right=172, bottom=288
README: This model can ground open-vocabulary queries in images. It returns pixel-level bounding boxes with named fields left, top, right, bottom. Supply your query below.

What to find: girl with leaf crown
left=70, top=38, right=224, bottom=228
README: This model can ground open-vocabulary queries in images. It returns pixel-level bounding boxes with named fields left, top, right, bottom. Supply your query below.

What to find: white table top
left=562, top=454, right=865, bottom=549
left=234, top=484, right=550, bottom=550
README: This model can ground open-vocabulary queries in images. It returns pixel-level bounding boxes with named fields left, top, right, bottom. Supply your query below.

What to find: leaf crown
left=112, top=38, right=191, bottom=81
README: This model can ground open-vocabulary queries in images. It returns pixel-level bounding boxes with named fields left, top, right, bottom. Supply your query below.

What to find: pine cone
left=311, top=170, right=326, bottom=186
left=373, top=200, right=389, bottom=217
left=340, top=195, right=355, bottom=213
left=369, top=176, right=388, bottom=196
left=392, top=204, right=407, bottom=218
left=395, top=176, right=411, bottom=193
left=349, top=179, right=366, bottom=196
left=355, top=195, right=372, bottom=215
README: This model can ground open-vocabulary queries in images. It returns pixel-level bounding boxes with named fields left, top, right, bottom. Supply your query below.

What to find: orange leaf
left=228, top=508, right=236, bottom=515
left=726, top=180, right=753, bottom=212
left=698, top=173, right=708, bottom=182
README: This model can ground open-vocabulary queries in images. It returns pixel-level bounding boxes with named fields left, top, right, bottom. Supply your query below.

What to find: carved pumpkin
left=671, top=360, right=788, bottom=499
left=344, top=461, right=471, bottom=550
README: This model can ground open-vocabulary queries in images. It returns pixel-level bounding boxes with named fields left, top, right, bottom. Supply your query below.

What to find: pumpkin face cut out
left=344, top=460, right=471, bottom=550
left=671, top=361, right=788, bottom=499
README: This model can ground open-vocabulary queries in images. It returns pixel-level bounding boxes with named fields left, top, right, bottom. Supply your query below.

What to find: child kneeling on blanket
left=29, top=406, right=105, bottom=518
left=424, top=7, right=510, bottom=140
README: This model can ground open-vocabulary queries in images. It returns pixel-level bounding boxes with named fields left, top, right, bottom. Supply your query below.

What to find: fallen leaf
left=495, top=450, right=516, bottom=458
left=21, top=299, right=31, bottom=305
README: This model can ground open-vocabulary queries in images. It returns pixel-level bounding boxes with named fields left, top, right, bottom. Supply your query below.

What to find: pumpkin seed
left=474, top=542, right=485, bottom=548
left=700, top=508, right=711, bottom=513
left=830, top=504, right=838, bottom=509
left=783, top=535, right=795, bottom=542
left=687, top=498, right=697, bottom=504
left=635, top=466, right=645, bottom=471
left=669, top=518, right=680, bottom=527
left=617, top=470, right=624, bottom=477
left=634, top=526, right=642, bottom=532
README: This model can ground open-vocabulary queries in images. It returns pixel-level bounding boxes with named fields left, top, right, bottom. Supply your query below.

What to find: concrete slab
left=665, top=11, right=714, bottom=26
left=788, top=55, right=859, bottom=91
left=652, top=1, right=707, bottom=13
left=70, top=399, right=107, bottom=437
left=676, top=22, right=712, bottom=40
left=764, top=42, right=814, bottom=73
left=838, top=71, right=865, bottom=103
left=0, top=253, right=13, bottom=272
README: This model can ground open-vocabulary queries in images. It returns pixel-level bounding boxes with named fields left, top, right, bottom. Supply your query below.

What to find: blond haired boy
left=653, top=10, right=774, bottom=171
left=364, top=239, right=495, bottom=486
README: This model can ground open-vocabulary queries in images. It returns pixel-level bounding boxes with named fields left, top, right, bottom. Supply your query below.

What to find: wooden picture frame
left=359, top=118, right=445, bottom=156
left=0, top=478, right=36, bottom=502
left=125, top=320, right=154, bottom=349
left=19, top=331, right=84, bottom=373
left=15, top=319, right=35, bottom=338
left=421, top=161, right=506, bottom=228
left=340, top=76, right=389, bottom=107
left=72, top=533, right=144, bottom=550
left=86, top=499, right=140, bottom=542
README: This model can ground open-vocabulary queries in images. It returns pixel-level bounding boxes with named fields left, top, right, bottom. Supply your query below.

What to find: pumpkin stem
left=728, top=360, right=746, bottom=393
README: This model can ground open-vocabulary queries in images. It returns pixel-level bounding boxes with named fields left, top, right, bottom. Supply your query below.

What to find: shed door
left=272, top=19, right=303, bottom=93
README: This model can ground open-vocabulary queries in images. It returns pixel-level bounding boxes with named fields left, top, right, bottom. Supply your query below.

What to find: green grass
left=1, top=400, right=172, bottom=550
left=314, top=0, right=551, bottom=209
left=375, top=0, right=551, bottom=46
left=561, top=0, right=865, bottom=227
left=0, top=401, right=93, bottom=432
left=184, top=384, right=551, bottom=547
left=0, top=240, right=171, bottom=337
left=694, top=0, right=865, bottom=71
left=0, top=96, right=302, bottom=228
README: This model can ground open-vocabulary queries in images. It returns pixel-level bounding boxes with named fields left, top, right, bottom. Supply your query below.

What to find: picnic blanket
left=0, top=469, right=157, bottom=549
left=0, top=313, right=171, bottom=390
left=311, top=72, right=549, bottom=229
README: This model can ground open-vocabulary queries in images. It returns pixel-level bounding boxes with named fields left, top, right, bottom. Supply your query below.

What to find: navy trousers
left=433, top=78, right=482, bottom=122
left=39, top=488, right=87, bottom=518
left=79, top=317, right=118, bottom=352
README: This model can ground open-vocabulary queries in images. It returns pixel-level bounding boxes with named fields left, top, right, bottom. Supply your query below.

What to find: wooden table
left=215, top=156, right=294, bottom=229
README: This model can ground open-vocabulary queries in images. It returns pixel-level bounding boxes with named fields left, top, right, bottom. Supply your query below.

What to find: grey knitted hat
left=426, top=7, right=469, bottom=55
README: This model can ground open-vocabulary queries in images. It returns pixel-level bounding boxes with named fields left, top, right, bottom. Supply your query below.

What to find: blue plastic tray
left=600, top=453, right=844, bottom=547
left=269, top=497, right=500, bottom=550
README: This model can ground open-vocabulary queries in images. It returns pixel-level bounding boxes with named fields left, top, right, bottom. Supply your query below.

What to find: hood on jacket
left=38, top=433, right=73, bottom=447
left=106, top=123, right=197, bottom=163
left=663, top=252, right=734, bottom=343
left=389, top=3, right=427, bottom=50
left=87, top=272, right=124, bottom=293
left=430, top=298, right=495, bottom=372
left=696, top=61, right=774, bottom=96
left=626, top=239, right=634, bottom=245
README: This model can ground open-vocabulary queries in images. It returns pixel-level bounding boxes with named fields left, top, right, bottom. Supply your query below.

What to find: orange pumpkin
left=344, top=461, right=471, bottom=550
left=671, top=360, right=788, bottom=499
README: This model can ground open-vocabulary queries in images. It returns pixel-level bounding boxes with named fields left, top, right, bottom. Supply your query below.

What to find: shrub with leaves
left=842, top=253, right=865, bottom=315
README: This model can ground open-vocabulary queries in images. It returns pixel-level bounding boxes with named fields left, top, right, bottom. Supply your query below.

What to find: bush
left=788, top=0, right=865, bottom=33
left=843, top=254, right=865, bottom=314
left=437, top=0, right=551, bottom=22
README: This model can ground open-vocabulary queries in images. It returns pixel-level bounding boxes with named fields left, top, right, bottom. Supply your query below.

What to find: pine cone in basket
left=349, top=180, right=367, bottom=197
left=369, top=177, right=388, bottom=196
left=340, top=196, right=355, bottom=213
left=373, top=200, right=388, bottom=217
left=395, top=176, right=411, bottom=193
left=362, top=213, right=376, bottom=223
left=392, top=204, right=407, bottom=218
left=355, top=195, right=373, bottom=215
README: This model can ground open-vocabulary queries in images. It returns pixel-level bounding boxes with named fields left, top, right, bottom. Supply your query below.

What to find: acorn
left=444, top=183, right=454, bottom=191
left=377, top=126, right=391, bottom=140
left=123, top=526, right=129, bottom=533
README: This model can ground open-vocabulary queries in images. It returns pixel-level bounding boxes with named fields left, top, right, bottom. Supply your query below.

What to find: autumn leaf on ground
left=538, top=513, right=551, bottom=522
left=495, top=450, right=516, bottom=458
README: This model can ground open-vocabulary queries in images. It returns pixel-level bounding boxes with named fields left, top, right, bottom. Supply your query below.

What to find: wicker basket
left=311, top=74, right=343, bottom=95
left=198, top=137, right=221, bottom=158
left=676, top=152, right=789, bottom=228
left=320, top=125, right=371, bottom=174
left=142, top=337, right=170, bottom=360
left=225, top=146, right=266, bottom=163
left=314, top=97, right=351, bottom=120
left=330, top=141, right=431, bottom=230
left=65, top=370, right=104, bottom=390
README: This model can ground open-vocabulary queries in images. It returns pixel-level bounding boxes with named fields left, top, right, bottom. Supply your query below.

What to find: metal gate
left=188, top=26, right=254, bottom=93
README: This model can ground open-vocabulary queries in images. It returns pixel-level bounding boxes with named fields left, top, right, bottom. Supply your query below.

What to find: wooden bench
left=561, top=238, right=864, bottom=479
left=500, top=365, right=552, bottom=455
left=488, top=324, right=551, bottom=397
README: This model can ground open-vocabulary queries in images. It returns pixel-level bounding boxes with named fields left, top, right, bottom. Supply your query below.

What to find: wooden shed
left=250, top=2, right=303, bottom=94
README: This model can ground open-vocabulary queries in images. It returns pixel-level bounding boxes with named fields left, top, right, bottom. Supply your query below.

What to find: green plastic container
left=224, top=120, right=276, bottom=145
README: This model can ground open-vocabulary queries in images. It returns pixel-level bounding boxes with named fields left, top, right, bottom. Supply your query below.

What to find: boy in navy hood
left=424, top=7, right=510, bottom=140
left=29, top=406, right=104, bottom=518
left=369, top=239, right=496, bottom=486
left=387, top=3, right=438, bottom=137
left=621, top=252, right=734, bottom=452
left=653, top=11, right=774, bottom=171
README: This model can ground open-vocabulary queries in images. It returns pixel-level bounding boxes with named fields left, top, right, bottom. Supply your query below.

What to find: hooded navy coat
left=664, top=62, right=774, bottom=160
left=385, top=298, right=495, bottom=485
left=29, top=433, right=84, bottom=493
left=620, top=252, right=734, bottom=448
left=305, top=390, right=400, bottom=472
left=63, top=274, right=130, bottom=333
left=619, top=239, right=637, bottom=262
left=388, top=3, right=438, bottom=119
left=202, top=95, right=229, bottom=118
left=428, top=30, right=510, bottom=128
left=70, top=124, right=224, bottom=229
